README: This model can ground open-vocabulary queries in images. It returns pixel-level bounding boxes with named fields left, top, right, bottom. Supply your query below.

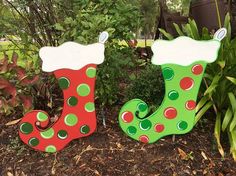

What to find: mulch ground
left=0, top=105, right=236, bottom=176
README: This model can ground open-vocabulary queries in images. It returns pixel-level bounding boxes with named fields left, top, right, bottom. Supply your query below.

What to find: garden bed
left=0, top=106, right=236, bottom=176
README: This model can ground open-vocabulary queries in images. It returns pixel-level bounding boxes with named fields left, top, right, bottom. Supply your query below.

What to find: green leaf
left=195, top=101, right=213, bottom=124
left=204, top=75, right=221, bottom=95
left=222, top=108, right=233, bottom=132
left=173, top=23, right=184, bottom=36
left=215, top=112, right=225, bottom=157
left=217, top=61, right=225, bottom=69
left=226, top=76, right=236, bottom=85
left=230, top=111, right=236, bottom=132
left=188, top=19, right=200, bottom=40
left=196, top=96, right=209, bottom=112
left=228, top=92, right=236, bottom=113
left=228, top=129, right=236, bottom=161
left=224, top=13, right=231, bottom=40
left=129, top=73, right=136, bottom=80
left=54, top=23, right=64, bottom=31
left=158, top=28, right=174, bottom=40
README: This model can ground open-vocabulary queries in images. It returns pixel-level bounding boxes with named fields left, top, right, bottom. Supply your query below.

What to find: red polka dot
left=192, top=64, right=203, bottom=75
left=185, top=100, right=196, bottom=110
left=121, top=111, right=134, bottom=123
left=154, top=124, right=165, bottom=132
left=164, top=107, right=177, bottom=119
left=139, top=135, right=149, bottom=143
left=180, top=77, right=194, bottom=90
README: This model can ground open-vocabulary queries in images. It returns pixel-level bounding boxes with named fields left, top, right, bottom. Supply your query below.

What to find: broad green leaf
left=228, top=129, right=236, bottom=161
left=173, top=23, right=184, bottom=36
left=201, top=27, right=211, bottom=40
left=230, top=111, right=236, bottom=132
left=158, top=28, right=174, bottom=40
left=215, top=112, right=225, bottom=157
left=222, top=108, right=233, bottom=132
left=217, top=61, right=225, bottom=69
left=196, top=96, right=209, bottom=112
left=195, top=101, right=213, bottom=124
left=228, top=92, right=236, bottom=113
left=226, top=76, right=236, bottom=85
left=204, top=84, right=218, bottom=96
left=204, top=75, right=221, bottom=95
left=224, top=13, right=231, bottom=40
left=188, top=19, right=200, bottom=40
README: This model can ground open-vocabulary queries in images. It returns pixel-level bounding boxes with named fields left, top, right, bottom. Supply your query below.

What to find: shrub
left=1, top=0, right=141, bottom=109
left=126, top=64, right=165, bottom=111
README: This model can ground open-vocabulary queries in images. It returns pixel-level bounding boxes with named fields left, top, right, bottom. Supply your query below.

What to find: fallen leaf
left=201, top=151, right=208, bottom=160
left=178, top=148, right=188, bottom=160
left=5, top=118, right=22, bottom=126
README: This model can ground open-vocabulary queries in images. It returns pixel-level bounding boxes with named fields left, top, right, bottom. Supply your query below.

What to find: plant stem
left=214, top=0, right=222, bottom=28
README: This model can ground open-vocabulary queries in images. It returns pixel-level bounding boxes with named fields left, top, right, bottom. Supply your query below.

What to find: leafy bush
left=160, top=14, right=236, bottom=160
left=0, top=52, right=64, bottom=117
left=96, top=44, right=136, bottom=107
left=0, top=53, right=39, bottom=115
left=126, top=64, right=164, bottom=110
left=0, top=0, right=140, bottom=110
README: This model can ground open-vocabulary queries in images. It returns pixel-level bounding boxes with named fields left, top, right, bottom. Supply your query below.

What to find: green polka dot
left=77, top=84, right=90, bottom=97
left=127, top=126, right=137, bottom=135
left=86, top=67, right=96, bottom=78
left=85, top=102, right=95, bottom=112
left=139, top=119, right=152, bottom=131
left=40, top=128, right=54, bottom=139
left=20, top=122, right=33, bottom=134
left=28, top=137, right=39, bottom=147
left=67, top=96, right=78, bottom=106
left=137, top=103, right=147, bottom=112
left=57, top=130, right=68, bottom=140
left=163, top=67, right=174, bottom=80
left=168, top=90, right=179, bottom=100
left=64, top=114, right=78, bottom=126
left=45, top=145, right=57, bottom=153
left=177, top=121, right=188, bottom=131
left=80, top=125, right=90, bottom=134
left=58, top=77, right=70, bottom=89
left=37, top=112, right=48, bottom=122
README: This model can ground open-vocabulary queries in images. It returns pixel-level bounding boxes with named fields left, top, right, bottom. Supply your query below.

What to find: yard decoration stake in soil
left=19, top=32, right=109, bottom=153
left=118, top=28, right=227, bottom=144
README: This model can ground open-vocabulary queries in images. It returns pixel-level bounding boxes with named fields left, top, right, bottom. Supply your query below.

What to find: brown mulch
left=0, top=105, right=236, bottom=176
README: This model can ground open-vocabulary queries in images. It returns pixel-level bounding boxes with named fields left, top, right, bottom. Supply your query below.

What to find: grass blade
left=228, top=129, right=236, bottom=161
left=222, top=108, right=233, bottom=132
left=173, top=23, right=184, bottom=36
left=188, top=19, right=200, bottom=40
left=195, top=101, right=213, bottom=124
left=196, top=96, right=209, bottom=112
left=204, top=75, right=221, bottom=95
left=215, top=112, right=225, bottom=157
left=230, top=111, right=236, bottom=132
left=158, top=28, right=174, bottom=40
left=228, top=92, right=236, bottom=113
left=226, top=76, right=236, bottom=85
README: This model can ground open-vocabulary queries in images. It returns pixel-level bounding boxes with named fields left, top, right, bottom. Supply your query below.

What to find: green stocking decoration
left=118, top=28, right=227, bottom=143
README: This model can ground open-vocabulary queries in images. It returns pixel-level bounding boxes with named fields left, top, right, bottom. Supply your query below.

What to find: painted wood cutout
left=118, top=28, right=227, bottom=144
left=19, top=32, right=109, bottom=153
